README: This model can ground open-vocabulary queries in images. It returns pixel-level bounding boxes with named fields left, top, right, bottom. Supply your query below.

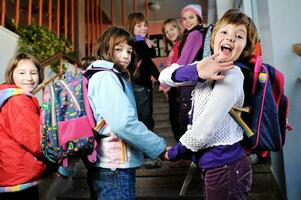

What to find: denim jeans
left=202, top=155, right=252, bottom=200
left=87, top=167, right=136, bottom=200
left=132, top=84, right=154, bottom=131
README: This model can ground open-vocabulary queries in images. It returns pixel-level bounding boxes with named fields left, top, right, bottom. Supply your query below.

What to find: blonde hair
left=126, top=12, right=147, bottom=36
left=210, top=9, right=259, bottom=61
left=162, top=18, right=182, bottom=47
left=93, top=26, right=136, bottom=79
left=5, top=53, right=44, bottom=84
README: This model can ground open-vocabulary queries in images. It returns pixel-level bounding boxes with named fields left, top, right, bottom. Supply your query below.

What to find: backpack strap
left=83, top=67, right=125, bottom=91
left=252, top=55, right=263, bottom=95
left=0, top=88, right=32, bottom=108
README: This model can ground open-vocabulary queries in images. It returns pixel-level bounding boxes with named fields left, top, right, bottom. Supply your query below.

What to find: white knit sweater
left=159, top=64, right=245, bottom=152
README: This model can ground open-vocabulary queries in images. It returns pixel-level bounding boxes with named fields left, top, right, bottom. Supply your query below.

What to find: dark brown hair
left=210, top=9, right=259, bottom=61
left=5, top=52, right=44, bottom=84
left=93, top=26, right=136, bottom=79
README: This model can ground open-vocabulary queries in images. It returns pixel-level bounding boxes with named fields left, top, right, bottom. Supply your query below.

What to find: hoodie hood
left=87, top=60, right=114, bottom=70
left=0, top=85, right=32, bottom=108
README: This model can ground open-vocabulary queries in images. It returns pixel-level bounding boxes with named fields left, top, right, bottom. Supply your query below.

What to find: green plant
left=16, top=23, right=76, bottom=73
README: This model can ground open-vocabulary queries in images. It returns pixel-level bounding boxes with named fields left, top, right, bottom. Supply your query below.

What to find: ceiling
left=102, top=0, right=214, bottom=25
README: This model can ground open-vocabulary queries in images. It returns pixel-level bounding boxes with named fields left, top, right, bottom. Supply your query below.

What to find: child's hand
left=145, top=38, right=154, bottom=48
left=197, top=53, right=234, bottom=81
left=159, top=84, right=171, bottom=94
left=160, top=146, right=172, bottom=161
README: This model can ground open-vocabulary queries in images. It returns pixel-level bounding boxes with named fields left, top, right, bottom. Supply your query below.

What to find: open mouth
left=221, top=44, right=233, bottom=55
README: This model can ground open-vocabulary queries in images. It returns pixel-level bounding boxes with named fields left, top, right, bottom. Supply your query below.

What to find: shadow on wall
left=0, top=26, right=19, bottom=83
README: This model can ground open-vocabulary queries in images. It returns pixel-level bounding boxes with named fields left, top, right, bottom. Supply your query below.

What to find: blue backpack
left=230, top=56, right=292, bottom=154
left=40, top=67, right=124, bottom=176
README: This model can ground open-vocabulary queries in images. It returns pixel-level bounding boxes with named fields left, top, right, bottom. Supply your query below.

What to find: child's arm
left=135, top=36, right=156, bottom=59
left=177, top=30, right=203, bottom=65
left=159, top=63, right=199, bottom=87
left=166, top=142, right=193, bottom=161
left=159, top=54, right=234, bottom=86
left=143, top=59, right=160, bottom=80
left=179, top=66, right=244, bottom=152
left=88, top=72, right=166, bottom=159
left=5, top=95, right=42, bottom=157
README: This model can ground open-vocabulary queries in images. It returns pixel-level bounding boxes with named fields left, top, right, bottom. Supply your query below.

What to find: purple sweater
left=177, top=28, right=203, bottom=65
left=168, top=64, right=245, bottom=169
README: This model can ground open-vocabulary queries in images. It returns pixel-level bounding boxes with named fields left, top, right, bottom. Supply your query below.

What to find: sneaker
left=248, top=153, right=259, bottom=164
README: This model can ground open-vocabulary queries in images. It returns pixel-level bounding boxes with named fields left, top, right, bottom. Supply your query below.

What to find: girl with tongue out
left=159, top=9, right=259, bottom=200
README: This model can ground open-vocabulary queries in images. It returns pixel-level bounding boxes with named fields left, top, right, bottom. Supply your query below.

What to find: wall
left=0, top=26, right=19, bottom=83
left=255, top=0, right=301, bottom=199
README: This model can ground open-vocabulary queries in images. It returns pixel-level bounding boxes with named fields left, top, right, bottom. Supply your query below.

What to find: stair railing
left=32, top=52, right=81, bottom=95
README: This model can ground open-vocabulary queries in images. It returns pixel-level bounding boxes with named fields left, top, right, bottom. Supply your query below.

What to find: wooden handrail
left=40, top=52, right=80, bottom=68
left=33, top=52, right=81, bottom=95
left=32, top=73, right=63, bottom=95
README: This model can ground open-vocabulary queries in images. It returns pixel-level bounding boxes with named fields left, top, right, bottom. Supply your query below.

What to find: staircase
left=53, top=84, right=284, bottom=200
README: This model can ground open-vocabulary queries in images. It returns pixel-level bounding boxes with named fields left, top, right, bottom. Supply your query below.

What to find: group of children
left=0, top=4, right=260, bottom=200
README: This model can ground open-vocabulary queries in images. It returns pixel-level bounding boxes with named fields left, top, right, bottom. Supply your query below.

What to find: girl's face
left=113, top=41, right=133, bottom=69
left=213, top=24, right=247, bottom=62
left=164, top=23, right=180, bottom=43
left=12, top=59, right=39, bottom=93
left=133, top=21, right=148, bottom=37
left=182, top=10, right=199, bottom=31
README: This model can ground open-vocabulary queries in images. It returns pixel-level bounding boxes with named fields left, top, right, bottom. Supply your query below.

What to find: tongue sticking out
left=221, top=46, right=232, bottom=55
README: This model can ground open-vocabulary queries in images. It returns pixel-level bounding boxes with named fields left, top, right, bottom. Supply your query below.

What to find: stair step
left=154, top=102, right=169, bottom=109
left=56, top=188, right=276, bottom=200
left=154, top=116, right=169, bottom=123
left=54, top=83, right=283, bottom=200
left=153, top=112, right=169, bottom=119
left=154, top=122, right=171, bottom=129
left=154, top=126, right=172, bottom=134
left=153, top=118, right=171, bottom=127
left=153, top=107, right=169, bottom=114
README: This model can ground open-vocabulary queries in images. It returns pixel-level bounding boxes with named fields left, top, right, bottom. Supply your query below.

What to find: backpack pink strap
left=82, top=74, right=96, bottom=128
left=82, top=72, right=101, bottom=163
left=273, top=69, right=285, bottom=106
left=252, top=55, right=263, bottom=94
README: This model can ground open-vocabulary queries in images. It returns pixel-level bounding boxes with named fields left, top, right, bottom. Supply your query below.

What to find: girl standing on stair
left=85, top=26, right=166, bottom=200
left=0, top=53, right=47, bottom=200
left=160, top=18, right=182, bottom=141
left=126, top=12, right=159, bottom=132
left=126, top=12, right=163, bottom=169
left=159, top=9, right=258, bottom=199
left=177, top=4, right=206, bottom=139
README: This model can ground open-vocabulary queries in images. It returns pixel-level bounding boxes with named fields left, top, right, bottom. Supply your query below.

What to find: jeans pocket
left=238, top=170, right=252, bottom=197
left=133, top=85, right=151, bottom=115
left=203, top=165, right=231, bottom=190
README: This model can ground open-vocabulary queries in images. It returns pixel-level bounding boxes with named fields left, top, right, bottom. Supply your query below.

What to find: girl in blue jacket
left=86, top=26, right=166, bottom=200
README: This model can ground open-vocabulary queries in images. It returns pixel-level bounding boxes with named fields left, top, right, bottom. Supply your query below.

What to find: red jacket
left=0, top=84, right=46, bottom=186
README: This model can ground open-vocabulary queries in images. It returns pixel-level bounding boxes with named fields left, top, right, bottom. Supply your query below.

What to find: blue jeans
left=87, top=167, right=136, bottom=200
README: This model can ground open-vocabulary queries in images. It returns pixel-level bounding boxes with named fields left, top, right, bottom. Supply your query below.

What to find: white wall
left=255, top=0, right=301, bottom=199
left=0, top=26, right=19, bottom=83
